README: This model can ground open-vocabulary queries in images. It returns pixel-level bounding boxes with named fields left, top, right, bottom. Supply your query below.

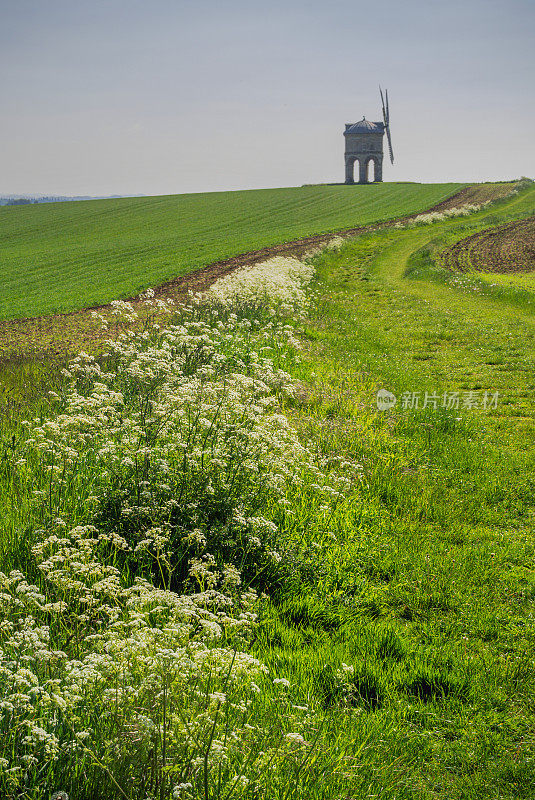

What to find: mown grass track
left=0, top=183, right=466, bottom=320
left=251, top=182, right=535, bottom=798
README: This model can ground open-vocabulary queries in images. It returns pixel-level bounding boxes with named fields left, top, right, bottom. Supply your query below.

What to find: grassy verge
left=252, top=188, right=535, bottom=797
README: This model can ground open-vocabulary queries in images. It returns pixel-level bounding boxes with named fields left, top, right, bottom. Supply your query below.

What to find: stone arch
left=345, top=154, right=383, bottom=184
left=366, top=156, right=383, bottom=183
left=344, top=156, right=357, bottom=184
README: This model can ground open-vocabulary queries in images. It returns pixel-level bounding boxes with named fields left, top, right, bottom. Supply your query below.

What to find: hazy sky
left=1, top=0, right=534, bottom=196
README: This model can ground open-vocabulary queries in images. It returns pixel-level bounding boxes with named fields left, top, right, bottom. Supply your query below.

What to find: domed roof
left=345, top=117, right=384, bottom=134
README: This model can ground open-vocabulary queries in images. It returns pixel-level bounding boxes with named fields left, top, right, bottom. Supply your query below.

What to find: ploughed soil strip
left=439, top=217, right=535, bottom=274
left=0, top=183, right=514, bottom=364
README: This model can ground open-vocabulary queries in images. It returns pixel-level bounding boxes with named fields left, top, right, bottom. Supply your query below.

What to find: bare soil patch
left=439, top=217, right=535, bottom=274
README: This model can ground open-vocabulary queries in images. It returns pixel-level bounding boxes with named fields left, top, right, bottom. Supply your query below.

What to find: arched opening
left=366, top=157, right=377, bottom=182
left=345, top=156, right=357, bottom=184
left=365, top=157, right=383, bottom=183
left=345, top=156, right=382, bottom=184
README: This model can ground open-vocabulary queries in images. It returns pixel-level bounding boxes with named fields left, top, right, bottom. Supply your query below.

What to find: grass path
left=253, top=186, right=535, bottom=798
left=369, top=187, right=535, bottom=423
left=375, top=186, right=535, bottom=289
left=0, top=184, right=476, bottom=365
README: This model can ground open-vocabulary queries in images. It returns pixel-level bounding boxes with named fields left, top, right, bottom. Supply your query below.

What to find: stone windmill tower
left=344, top=88, right=394, bottom=184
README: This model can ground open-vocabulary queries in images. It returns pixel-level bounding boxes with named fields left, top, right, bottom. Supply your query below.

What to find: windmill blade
left=385, top=124, right=394, bottom=164
left=379, top=86, right=387, bottom=125
left=380, top=86, right=393, bottom=164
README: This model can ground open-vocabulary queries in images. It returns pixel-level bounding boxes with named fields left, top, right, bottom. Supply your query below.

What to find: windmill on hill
left=344, top=88, right=394, bottom=184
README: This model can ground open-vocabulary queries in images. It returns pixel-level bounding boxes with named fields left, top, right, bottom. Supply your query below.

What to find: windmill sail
left=385, top=125, right=394, bottom=164
left=379, top=86, right=394, bottom=164
left=379, top=87, right=387, bottom=122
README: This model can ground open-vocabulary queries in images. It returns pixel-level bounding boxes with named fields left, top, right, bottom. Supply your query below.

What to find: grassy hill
left=0, top=182, right=465, bottom=320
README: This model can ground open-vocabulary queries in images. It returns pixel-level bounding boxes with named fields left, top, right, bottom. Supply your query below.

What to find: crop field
left=0, top=182, right=466, bottom=320
left=1, top=179, right=535, bottom=800
left=438, top=216, right=535, bottom=273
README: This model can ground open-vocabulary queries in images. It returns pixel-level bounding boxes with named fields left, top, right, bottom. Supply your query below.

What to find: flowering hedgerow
left=1, top=256, right=351, bottom=798
left=406, top=183, right=525, bottom=228
left=407, top=201, right=492, bottom=227
left=199, top=255, right=315, bottom=316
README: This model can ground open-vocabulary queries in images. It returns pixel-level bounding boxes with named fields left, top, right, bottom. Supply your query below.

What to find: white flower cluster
left=2, top=257, right=337, bottom=796
left=408, top=201, right=492, bottom=227
left=0, top=566, right=269, bottom=793
left=324, top=236, right=345, bottom=251
left=26, top=316, right=329, bottom=586
left=199, top=255, right=315, bottom=315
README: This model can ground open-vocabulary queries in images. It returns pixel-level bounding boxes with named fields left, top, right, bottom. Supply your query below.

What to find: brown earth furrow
left=440, top=217, right=535, bottom=274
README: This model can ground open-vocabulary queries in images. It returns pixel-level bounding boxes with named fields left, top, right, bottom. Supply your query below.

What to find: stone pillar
left=344, top=157, right=355, bottom=184
left=358, top=159, right=368, bottom=184
left=374, top=156, right=383, bottom=183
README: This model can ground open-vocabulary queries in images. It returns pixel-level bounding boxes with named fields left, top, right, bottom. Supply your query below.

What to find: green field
left=0, top=183, right=465, bottom=320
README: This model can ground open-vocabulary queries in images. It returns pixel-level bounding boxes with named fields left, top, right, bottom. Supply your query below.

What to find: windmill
left=379, top=86, right=394, bottom=165
left=343, top=89, right=394, bottom=184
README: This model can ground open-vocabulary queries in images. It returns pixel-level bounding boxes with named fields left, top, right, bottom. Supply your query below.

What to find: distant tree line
left=0, top=194, right=141, bottom=206
left=4, top=198, right=38, bottom=205
left=0, top=196, right=84, bottom=206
